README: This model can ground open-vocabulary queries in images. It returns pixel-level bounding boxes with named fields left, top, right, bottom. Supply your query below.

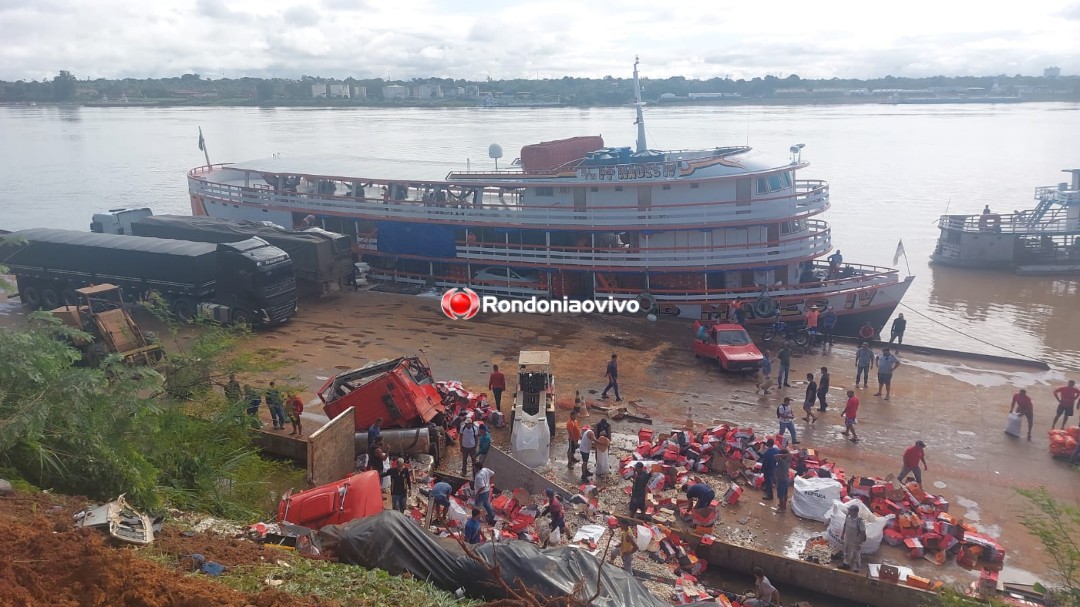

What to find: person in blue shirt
left=430, top=481, right=452, bottom=522
left=367, top=418, right=382, bottom=448
left=464, top=508, right=483, bottom=544
left=820, top=306, right=837, bottom=347
left=477, top=423, right=492, bottom=467
left=760, top=439, right=779, bottom=501
left=684, top=482, right=716, bottom=513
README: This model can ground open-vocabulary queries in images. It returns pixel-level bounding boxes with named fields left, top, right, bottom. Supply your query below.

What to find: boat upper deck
left=938, top=185, right=1080, bottom=235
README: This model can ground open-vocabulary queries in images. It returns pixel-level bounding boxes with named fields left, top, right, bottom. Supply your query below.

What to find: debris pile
left=1049, top=427, right=1080, bottom=458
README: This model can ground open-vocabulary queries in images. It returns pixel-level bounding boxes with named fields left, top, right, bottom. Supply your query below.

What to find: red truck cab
left=692, top=321, right=763, bottom=373
left=277, top=471, right=384, bottom=529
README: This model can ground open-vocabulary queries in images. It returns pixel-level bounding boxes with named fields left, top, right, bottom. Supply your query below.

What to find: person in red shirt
left=1052, top=380, right=1079, bottom=430
left=1010, top=389, right=1035, bottom=440
left=288, top=394, right=305, bottom=437
left=841, top=390, right=859, bottom=443
left=565, top=408, right=582, bottom=470
left=898, top=440, right=928, bottom=485
left=488, top=365, right=506, bottom=412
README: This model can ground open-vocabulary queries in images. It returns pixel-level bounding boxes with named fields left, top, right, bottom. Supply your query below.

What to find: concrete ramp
left=483, top=447, right=572, bottom=501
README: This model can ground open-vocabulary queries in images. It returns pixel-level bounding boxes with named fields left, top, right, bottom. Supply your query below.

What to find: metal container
left=355, top=426, right=439, bottom=462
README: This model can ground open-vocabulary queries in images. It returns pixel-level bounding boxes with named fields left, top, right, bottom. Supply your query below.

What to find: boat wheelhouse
left=932, top=169, right=1080, bottom=275
left=187, top=60, right=913, bottom=333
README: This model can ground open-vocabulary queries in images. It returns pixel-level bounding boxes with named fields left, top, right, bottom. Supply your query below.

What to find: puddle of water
left=956, top=430, right=976, bottom=436
left=955, top=453, right=976, bottom=460
left=315, top=375, right=329, bottom=381
left=782, top=525, right=823, bottom=559
left=905, top=360, right=1059, bottom=389
left=933, top=481, right=948, bottom=489
left=998, top=564, right=1049, bottom=587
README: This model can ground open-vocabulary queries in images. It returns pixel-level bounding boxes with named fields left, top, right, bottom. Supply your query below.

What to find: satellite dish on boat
left=488, top=143, right=503, bottom=170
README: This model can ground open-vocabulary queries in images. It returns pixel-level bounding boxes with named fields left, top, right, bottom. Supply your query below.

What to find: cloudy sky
left=2, top=0, right=1078, bottom=82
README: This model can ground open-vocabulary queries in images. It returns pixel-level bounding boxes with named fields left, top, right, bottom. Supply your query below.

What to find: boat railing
left=364, top=268, right=551, bottom=297
left=189, top=174, right=830, bottom=229
left=937, top=212, right=1074, bottom=234
left=452, top=221, right=830, bottom=268
left=593, top=265, right=901, bottom=301
left=1035, top=186, right=1080, bottom=205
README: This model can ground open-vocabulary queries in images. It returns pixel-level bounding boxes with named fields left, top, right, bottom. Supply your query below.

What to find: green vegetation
left=220, top=557, right=479, bottom=607
left=2, top=70, right=1076, bottom=106
left=0, top=270, right=302, bottom=518
left=1017, top=488, right=1080, bottom=607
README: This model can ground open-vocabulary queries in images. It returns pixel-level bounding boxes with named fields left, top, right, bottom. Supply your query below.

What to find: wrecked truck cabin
left=319, top=356, right=445, bottom=431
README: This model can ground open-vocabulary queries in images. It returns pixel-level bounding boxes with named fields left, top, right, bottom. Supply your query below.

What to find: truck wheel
left=171, top=298, right=197, bottom=322
left=717, top=357, right=726, bottom=372
left=86, top=342, right=108, bottom=367
left=61, top=289, right=79, bottom=306
left=20, top=285, right=41, bottom=308
left=231, top=309, right=252, bottom=326
left=41, top=288, right=61, bottom=310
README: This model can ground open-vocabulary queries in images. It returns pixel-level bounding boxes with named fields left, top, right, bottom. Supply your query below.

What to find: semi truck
left=91, top=209, right=353, bottom=297
left=0, top=228, right=298, bottom=326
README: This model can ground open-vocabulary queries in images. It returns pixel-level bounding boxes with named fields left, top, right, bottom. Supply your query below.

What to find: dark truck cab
left=0, top=228, right=297, bottom=326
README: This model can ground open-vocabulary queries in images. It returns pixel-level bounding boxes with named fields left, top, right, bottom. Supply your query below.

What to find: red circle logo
left=441, top=287, right=480, bottom=320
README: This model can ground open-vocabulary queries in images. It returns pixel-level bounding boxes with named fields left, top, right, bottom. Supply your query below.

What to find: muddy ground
left=2, top=287, right=1077, bottom=591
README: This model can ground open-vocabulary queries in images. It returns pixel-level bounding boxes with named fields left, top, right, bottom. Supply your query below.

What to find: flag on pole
left=893, top=239, right=906, bottom=265
left=198, top=127, right=205, bottom=151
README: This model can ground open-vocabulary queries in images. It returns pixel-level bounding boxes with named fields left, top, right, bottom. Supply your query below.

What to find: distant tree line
left=1, top=70, right=1077, bottom=105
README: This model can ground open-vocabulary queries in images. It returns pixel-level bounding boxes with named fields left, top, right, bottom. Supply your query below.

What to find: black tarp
left=318, top=511, right=715, bottom=607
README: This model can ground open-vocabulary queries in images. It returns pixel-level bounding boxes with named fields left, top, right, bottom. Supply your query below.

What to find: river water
left=1, top=102, right=1078, bottom=369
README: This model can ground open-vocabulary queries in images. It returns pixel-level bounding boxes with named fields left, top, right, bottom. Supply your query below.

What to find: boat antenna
left=633, top=56, right=647, bottom=153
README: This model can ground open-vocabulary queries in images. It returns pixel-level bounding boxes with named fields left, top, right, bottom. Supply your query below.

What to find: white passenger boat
left=188, top=59, right=913, bottom=332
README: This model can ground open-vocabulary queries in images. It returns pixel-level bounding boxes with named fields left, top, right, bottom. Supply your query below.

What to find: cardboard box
left=883, top=529, right=906, bottom=547
left=904, top=538, right=925, bottom=558
left=879, top=564, right=901, bottom=583
left=906, top=575, right=932, bottom=590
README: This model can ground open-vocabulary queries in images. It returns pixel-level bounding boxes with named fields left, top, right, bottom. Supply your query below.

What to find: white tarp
left=510, top=411, right=551, bottom=468
left=825, top=499, right=892, bottom=554
left=791, top=476, right=843, bottom=522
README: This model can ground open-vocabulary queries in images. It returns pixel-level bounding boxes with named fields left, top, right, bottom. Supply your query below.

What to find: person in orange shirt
left=805, top=305, right=820, bottom=331
left=288, top=394, right=304, bottom=437
left=566, top=408, right=582, bottom=470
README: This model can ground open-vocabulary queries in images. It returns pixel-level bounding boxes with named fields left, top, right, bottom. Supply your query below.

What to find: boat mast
left=633, top=56, right=647, bottom=153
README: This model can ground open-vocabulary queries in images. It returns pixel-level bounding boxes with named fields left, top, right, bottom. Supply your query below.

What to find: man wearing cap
left=380, top=458, right=412, bottom=513
left=459, top=414, right=479, bottom=478
left=430, top=480, right=453, bottom=522
left=540, top=488, right=566, bottom=545
left=628, top=462, right=649, bottom=518
left=805, top=305, right=820, bottom=333
left=579, top=424, right=596, bottom=482
left=477, top=423, right=491, bottom=467
left=899, top=440, right=928, bottom=485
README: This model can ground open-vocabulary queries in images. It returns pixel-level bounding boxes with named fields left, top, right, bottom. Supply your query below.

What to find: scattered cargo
left=0, top=228, right=298, bottom=326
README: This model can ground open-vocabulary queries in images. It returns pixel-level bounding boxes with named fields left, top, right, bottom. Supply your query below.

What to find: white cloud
left=0, top=0, right=1076, bottom=81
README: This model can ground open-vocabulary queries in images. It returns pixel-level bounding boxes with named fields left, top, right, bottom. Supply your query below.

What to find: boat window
left=780, top=172, right=792, bottom=188
left=691, top=183, right=700, bottom=189
left=559, top=187, right=570, bottom=193
left=781, top=222, right=791, bottom=236
left=591, top=187, right=599, bottom=192
left=768, top=175, right=783, bottom=191
left=662, top=185, right=671, bottom=190
left=535, top=187, right=554, bottom=197
left=757, top=178, right=769, bottom=195
left=614, top=186, right=623, bottom=192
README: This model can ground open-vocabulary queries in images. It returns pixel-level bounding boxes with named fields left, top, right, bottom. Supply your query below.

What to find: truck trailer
left=92, top=209, right=353, bottom=297
left=0, top=228, right=298, bottom=326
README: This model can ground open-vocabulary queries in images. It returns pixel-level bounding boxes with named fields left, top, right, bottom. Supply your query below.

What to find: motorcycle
left=761, top=317, right=810, bottom=347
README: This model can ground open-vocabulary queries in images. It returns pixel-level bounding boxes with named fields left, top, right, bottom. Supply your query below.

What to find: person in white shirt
left=473, top=467, right=496, bottom=524
left=776, top=397, right=799, bottom=445
left=459, top=416, right=479, bottom=477
left=578, top=426, right=595, bottom=482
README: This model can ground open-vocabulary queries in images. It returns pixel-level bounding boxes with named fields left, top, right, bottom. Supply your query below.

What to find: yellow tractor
left=50, top=284, right=163, bottom=367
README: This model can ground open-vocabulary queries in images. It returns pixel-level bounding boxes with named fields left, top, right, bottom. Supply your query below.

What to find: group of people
left=1010, top=380, right=1080, bottom=442
left=566, top=408, right=613, bottom=482
left=226, top=375, right=304, bottom=436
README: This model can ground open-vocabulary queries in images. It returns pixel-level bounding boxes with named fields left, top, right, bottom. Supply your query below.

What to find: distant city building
left=411, top=83, right=443, bottom=99
left=1044, top=66, right=1061, bottom=79
left=382, top=85, right=408, bottom=100
left=465, top=85, right=480, bottom=98
left=327, top=84, right=350, bottom=98
left=311, top=83, right=328, bottom=98
left=351, top=86, right=367, bottom=99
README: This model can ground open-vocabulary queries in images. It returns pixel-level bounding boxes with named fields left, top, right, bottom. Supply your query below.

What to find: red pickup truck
left=692, top=321, right=764, bottom=373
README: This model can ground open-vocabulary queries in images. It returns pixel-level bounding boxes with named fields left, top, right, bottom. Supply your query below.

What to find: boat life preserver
left=637, top=292, right=657, bottom=314
left=978, top=214, right=1001, bottom=231
left=754, top=296, right=778, bottom=318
